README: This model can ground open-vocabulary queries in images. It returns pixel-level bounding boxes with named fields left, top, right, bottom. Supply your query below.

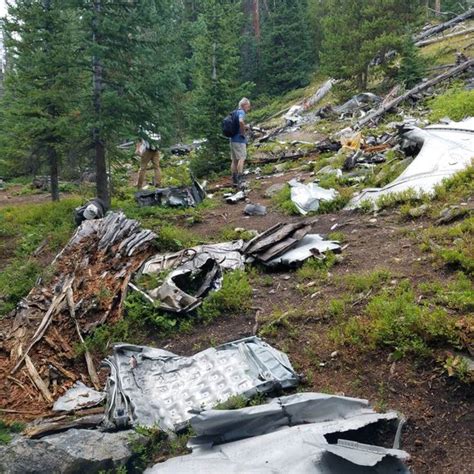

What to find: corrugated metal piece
left=104, top=337, right=299, bottom=432
left=147, top=393, right=410, bottom=473
left=266, top=234, right=340, bottom=267
left=348, top=118, right=474, bottom=208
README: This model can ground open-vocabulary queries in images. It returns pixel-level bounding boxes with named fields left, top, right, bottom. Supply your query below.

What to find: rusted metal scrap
left=0, top=212, right=156, bottom=413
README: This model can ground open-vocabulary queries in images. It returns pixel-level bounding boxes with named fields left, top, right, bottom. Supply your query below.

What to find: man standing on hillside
left=230, top=97, right=251, bottom=188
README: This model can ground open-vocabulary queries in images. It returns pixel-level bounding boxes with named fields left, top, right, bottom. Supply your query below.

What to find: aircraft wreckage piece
left=104, top=337, right=299, bottom=431
left=146, top=392, right=410, bottom=474
left=53, top=381, right=105, bottom=412
left=348, top=118, right=474, bottom=209
left=135, top=179, right=206, bottom=208
left=289, top=179, right=339, bottom=215
left=132, top=241, right=245, bottom=313
left=265, top=234, right=340, bottom=267
left=242, top=221, right=340, bottom=267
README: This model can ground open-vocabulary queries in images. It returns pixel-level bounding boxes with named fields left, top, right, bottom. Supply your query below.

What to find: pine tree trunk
left=253, top=0, right=260, bottom=40
left=92, top=0, right=109, bottom=206
left=48, top=146, right=60, bottom=202
left=435, top=0, right=441, bottom=16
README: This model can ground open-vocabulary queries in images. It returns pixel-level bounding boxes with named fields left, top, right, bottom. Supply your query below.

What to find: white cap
left=83, top=204, right=99, bottom=220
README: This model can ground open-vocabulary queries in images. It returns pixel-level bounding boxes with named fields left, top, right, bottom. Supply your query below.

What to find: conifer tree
left=0, top=1, right=81, bottom=200
left=258, top=0, right=312, bottom=95
left=320, top=0, right=425, bottom=90
left=189, top=0, right=252, bottom=177
left=73, top=0, right=182, bottom=204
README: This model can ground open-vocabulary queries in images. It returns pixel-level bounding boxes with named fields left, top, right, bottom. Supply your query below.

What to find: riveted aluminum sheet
left=104, top=337, right=299, bottom=432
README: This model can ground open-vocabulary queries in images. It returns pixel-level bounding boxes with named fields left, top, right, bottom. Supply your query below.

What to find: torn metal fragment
left=133, top=241, right=245, bottom=313
left=265, top=234, right=340, bottom=268
left=146, top=393, right=410, bottom=473
left=289, top=179, right=338, bottom=215
left=348, top=118, right=474, bottom=209
left=53, top=382, right=105, bottom=412
left=104, top=337, right=299, bottom=431
left=135, top=179, right=206, bottom=208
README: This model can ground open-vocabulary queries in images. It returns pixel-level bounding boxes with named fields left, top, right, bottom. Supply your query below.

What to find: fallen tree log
left=416, top=26, right=474, bottom=47
left=414, top=8, right=474, bottom=42
left=355, top=59, right=474, bottom=129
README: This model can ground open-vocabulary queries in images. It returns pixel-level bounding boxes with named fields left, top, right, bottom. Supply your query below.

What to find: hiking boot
left=232, top=173, right=239, bottom=187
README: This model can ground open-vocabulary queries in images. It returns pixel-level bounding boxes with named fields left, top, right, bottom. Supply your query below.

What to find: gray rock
left=244, top=203, right=267, bottom=216
left=264, top=182, right=286, bottom=198
left=436, top=205, right=469, bottom=225
left=0, top=429, right=146, bottom=474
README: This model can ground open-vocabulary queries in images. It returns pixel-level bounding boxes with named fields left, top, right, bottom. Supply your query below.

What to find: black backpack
left=222, top=110, right=240, bottom=138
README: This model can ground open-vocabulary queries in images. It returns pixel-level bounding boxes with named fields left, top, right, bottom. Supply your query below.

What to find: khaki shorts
left=230, top=142, right=247, bottom=162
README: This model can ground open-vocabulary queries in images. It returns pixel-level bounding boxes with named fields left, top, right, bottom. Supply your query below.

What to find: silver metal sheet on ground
left=146, top=393, right=410, bottom=474
left=289, top=179, right=338, bottom=215
left=348, top=118, right=474, bottom=208
left=266, top=234, right=340, bottom=267
left=104, top=337, right=299, bottom=432
left=52, top=382, right=105, bottom=412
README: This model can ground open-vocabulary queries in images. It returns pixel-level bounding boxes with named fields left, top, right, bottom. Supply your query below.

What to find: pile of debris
left=135, top=179, right=206, bottom=208
left=131, top=241, right=245, bottom=313
left=130, top=221, right=341, bottom=312
left=0, top=212, right=156, bottom=412
left=147, top=392, right=410, bottom=473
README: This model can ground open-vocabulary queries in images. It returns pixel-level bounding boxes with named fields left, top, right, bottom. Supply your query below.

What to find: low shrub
left=197, top=269, right=253, bottom=322
left=429, top=87, right=474, bottom=123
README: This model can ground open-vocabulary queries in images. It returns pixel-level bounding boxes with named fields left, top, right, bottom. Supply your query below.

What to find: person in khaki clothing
left=135, top=138, right=161, bottom=190
left=230, top=98, right=251, bottom=188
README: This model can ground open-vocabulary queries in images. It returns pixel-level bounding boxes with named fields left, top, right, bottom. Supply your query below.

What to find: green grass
left=271, top=185, right=300, bottom=215
left=420, top=217, right=473, bottom=275
left=331, top=281, right=464, bottom=360
left=197, top=269, right=253, bottom=322
left=340, top=269, right=392, bottom=294
left=429, top=87, right=474, bottom=123
left=419, top=273, right=474, bottom=313
left=0, top=419, right=24, bottom=444
left=80, top=292, right=181, bottom=356
left=0, top=198, right=81, bottom=316
left=296, top=252, right=337, bottom=282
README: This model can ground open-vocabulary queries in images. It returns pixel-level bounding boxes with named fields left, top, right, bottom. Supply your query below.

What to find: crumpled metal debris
left=348, top=118, right=474, bottom=208
left=135, top=179, right=206, bottom=208
left=335, top=93, right=382, bottom=116
left=132, top=241, right=245, bottom=313
left=53, top=382, right=105, bottom=412
left=265, top=234, right=340, bottom=268
left=147, top=392, right=410, bottom=473
left=289, top=179, right=338, bottom=215
left=242, top=221, right=339, bottom=267
left=243, top=221, right=313, bottom=264
left=224, top=190, right=247, bottom=203
left=74, top=198, right=107, bottom=226
left=104, top=337, right=299, bottom=431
